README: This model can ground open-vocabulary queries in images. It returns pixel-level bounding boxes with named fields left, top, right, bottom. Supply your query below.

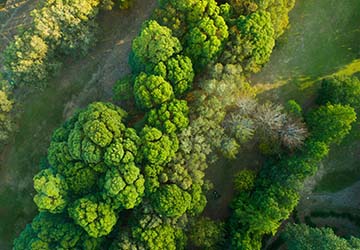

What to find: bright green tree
left=146, top=99, right=189, bottom=134
left=13, top=212, right=102, bottom=250
left=153, top=55, right=194, bottom=96
left=33, top=168, right=68, bottom=213
left=134, top=73, right=174, bottom=109
left=140, top=126, right=178, bottom=166
left=68, top=196, right=117, bottom=238
left=131, top=20, right=182, bottom=70
left=152, top=184, right=191, bottom=217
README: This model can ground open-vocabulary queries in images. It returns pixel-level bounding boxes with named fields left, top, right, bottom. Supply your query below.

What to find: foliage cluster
left=228, top=101, right=356, bottom=249
left=3, top=0, right=104, bottom=86
left=14, top=102, right=146, bottom=247
left=283, top=223, right=360, bottom=250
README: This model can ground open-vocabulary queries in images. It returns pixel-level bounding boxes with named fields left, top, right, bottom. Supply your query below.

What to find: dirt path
left=0, top=1, right=156, bottom=248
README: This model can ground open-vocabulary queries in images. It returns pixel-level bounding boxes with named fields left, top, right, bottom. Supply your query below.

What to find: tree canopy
left=283, top=224, right=360, bottom=250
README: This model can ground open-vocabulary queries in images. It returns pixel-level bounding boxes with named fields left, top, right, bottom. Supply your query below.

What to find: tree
left=222, top=10, right=275, bottom=73
left=285, top=99, right=303, bottom=117
left=152, top=184, right=191, bottom=217
left=233, top=169, right=256, bottom=193
left=307, top=103, right=357, bottom=144
left=220, top=137, right=240, bottom=159
left=140, top=126, right=178, bottom=166
left=184, top=11, right=229, bottom=70
left=13, top=212, right=102, bottom=250
left=112, top=75, right=134, bottom=106
left=134, top=73, right=174, bottom=110
left=131, top=20, right=182, bottom=70
left=283, top=223, right=360, bottom=250
left=102, top=162, right=145, bottom=209
left=4, top=32, right=51, bottom=85
left=188, top=217, right=225, bottom=250
left=224, top=114, right=255, bottom=143
left=153, top=55, right=194, bottom=96
left=4, top=0, right=102, bottom=85
left=68, top=196, right=117, bottom=238
left=33, top=168, right=68, bottom=213
left=132, top=223, right=186, bottom=250
left=317, top=75, right=360, bottom=111
left=146, top=99, right=189, bottom=134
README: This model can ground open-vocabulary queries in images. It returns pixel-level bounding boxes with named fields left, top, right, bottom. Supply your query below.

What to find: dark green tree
left=307, top=103, right=356, bottom=144
left=317, top=75, right=360, bottom=111
left=188, top=217, right=225, bottom=250
left=283, top=223, right=360, bottom=250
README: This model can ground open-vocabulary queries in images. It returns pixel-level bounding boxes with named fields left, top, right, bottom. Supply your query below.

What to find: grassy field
left=0, top=1, right=156, bottom=248
left=205, top=0, right=360, bottom=219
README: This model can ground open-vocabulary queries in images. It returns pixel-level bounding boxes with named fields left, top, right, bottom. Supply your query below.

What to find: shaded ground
left=0, top=0, right=156, bottom=248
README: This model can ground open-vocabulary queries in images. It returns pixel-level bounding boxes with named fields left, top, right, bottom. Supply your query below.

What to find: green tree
left=4, top=32, right=51, bottom=85
left=188, top=217, right=225, bottom=250
left=132, top=223, right=186, bottom=250
left=220, top=137, right=240, bottom=160
left=307, top=103, right=357, bottom=144
left=233, top=169, right=256, bottom=193
left=222, top=10, right=275, bottom=73
left=140, top=126, right=178, bottom=166
left=317, top=75, right=360, bottom=111
left=153, top=55, right=194, bottom=96
left=152, top=184, right=191, bottom=217
left=146, top=99, right=189, bottom=134
left=13, top=212, right=102, bottom=250
left=102, top=162, right=145, bottom=209
left=134, top=73, right=174, bottom=110
left=69, top=196, right=117, bottom=238
left=131, top=20, right=182, bottom=70
left=283, top=224, right=360, bottom=250
left=33, top=168, right=68, bottom=213
left=184, top=11, right=229, bottom=70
